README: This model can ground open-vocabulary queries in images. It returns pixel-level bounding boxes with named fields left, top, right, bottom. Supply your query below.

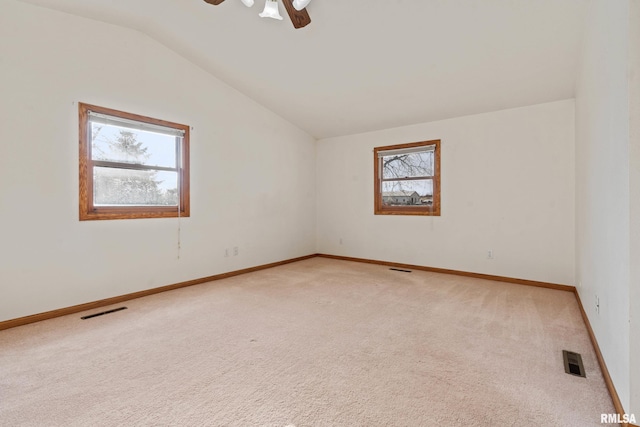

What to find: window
left=79, top=103, right=190, bottom=220
left=374, top=139, right=440, bottom=216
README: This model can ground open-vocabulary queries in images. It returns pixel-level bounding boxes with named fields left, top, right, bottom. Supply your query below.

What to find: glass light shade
left=241, top=0, right=254, bottom=7
left=292, top=0, right=311, bottom=11
left=258, top=0, right=283, bottom=20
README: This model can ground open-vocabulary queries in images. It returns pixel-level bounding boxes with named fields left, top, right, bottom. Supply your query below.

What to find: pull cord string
left=177, top=134, right=183, bottom=260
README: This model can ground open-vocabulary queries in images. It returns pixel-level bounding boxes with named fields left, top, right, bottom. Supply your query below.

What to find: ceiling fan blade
left=281, top=0, right=311, bottom=29
left=203, top=0, right=226, bottom=5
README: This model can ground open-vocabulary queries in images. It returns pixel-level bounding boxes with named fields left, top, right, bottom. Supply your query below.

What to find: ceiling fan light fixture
left=202, top=0, right=309, bottom=28
left=292, top=0, right=311, bottom=11
left=259, top=0, right=284, bottom=20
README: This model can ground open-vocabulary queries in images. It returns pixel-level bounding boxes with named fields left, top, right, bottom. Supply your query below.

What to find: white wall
left=316, top=100, right=575, bottom=285
left=629, top=0, right=640, bottom=417
left=575, top=0, right=633, bottom=414
left=0, top=0, right=316, bottom=322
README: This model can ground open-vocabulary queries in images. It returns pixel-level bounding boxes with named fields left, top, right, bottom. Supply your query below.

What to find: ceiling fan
left=204, top=0, right=311, bottom=29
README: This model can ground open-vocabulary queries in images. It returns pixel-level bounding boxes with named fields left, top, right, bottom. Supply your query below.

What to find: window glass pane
left=381, top=151, right=433, bottom=179
left=381, top=179, right=433, bottom=206
left=94, top=167, right=179, bottom=206
left=91, top=122, right=177, bottom=168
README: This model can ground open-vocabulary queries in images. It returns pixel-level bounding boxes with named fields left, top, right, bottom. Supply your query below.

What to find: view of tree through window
left=374, top=140, right=440, bottom=216
left=91, top=126, right=179, bottom=206
left=79, top=103, right=190, bottom=221
left=381, top=150, right=434, bottom=206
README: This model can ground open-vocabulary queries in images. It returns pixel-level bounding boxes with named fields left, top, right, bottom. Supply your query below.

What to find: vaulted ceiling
left=17, top=0, right=589, bottom=139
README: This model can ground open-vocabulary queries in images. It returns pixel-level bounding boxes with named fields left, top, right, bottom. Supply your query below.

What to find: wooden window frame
left=79, top=103, right=190, bottom=221
left=374, top=139, right=441, bottom=216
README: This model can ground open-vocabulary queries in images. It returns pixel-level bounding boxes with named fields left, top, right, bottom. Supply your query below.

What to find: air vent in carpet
left=81, top=307, right=127, bottom=320
left=562, top=350, right=586, bottom=377
left=389, top=268, right=412, bottom=273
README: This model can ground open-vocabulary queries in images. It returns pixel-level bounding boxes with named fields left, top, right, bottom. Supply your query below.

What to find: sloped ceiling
left=17, top=0, right=589, bottom=139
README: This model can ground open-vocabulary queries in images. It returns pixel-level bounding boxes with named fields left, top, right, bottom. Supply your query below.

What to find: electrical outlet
left=233, top=246, right=239, bottom=256
left=339, top=238, right=343, bottom=245
left=595, top=295, right=600, bottom=315
left=224, top=248, right=229, bottom=257
left=487, top=250, right=493, bottom=259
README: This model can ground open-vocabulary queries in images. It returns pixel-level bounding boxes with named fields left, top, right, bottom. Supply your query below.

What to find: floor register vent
left=562, top=350, right=586, bottom=378
left=389, top=268, right=412, bottom=273
left=81, top=307, right=128, bottom=320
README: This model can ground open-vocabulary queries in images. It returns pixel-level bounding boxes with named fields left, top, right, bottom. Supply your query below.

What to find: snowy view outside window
left=381, top=149, right=434, bottom=206
left=91, top=122, right=180, bottom=206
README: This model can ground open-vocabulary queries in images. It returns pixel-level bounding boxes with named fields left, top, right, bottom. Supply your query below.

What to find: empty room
left=0, top=0, right=638, bottom=426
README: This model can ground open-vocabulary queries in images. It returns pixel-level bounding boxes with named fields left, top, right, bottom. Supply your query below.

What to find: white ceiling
left=17, top=0, right=589, bottom=139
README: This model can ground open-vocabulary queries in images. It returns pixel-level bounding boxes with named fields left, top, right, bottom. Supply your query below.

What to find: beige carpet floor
left=0, top=258, right=616, bottom=426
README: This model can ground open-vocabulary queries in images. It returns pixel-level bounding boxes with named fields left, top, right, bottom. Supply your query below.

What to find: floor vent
left=562, top=350, right=586, bottom=377
left=81, top=307, right=127, bottom=320
left=389, top=268, right=412, bottom=273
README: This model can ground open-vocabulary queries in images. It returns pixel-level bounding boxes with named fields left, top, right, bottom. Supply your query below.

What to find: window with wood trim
left=79, top=103, right=190, bottom=220
left=374, top=140, right=440, bottom=216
